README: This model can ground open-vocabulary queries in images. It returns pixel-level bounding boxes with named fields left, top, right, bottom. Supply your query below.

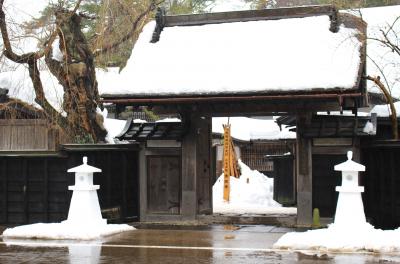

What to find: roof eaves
left=101, top=91, right=364, bottom=105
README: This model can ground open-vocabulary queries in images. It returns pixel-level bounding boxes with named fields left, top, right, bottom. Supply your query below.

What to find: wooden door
left=147, top=156, right=181, bottom=214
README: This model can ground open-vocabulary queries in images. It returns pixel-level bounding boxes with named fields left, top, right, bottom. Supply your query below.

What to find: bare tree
left=365, top=12, right=400, bottom=140
left=0, top=0, right=159, bottom=142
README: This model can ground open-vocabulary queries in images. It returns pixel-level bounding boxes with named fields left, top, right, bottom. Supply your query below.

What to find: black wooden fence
left=0, top=144, right=139, bottom=225
left=362, top=141, right=400, bottom=229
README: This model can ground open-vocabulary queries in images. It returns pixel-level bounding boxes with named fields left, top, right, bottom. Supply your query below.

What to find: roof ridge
left=151, top=5, right=339, bottom=42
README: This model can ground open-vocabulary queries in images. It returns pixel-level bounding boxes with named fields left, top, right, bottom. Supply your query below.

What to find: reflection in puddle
left=68, top=243, right=101, bottom=264
left=3, top=238, right=102, bottom=264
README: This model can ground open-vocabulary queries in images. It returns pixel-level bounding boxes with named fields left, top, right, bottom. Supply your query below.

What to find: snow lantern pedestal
left=333, top=151, right=366, bottom=228
left=64, top=157, right=107, bottom=226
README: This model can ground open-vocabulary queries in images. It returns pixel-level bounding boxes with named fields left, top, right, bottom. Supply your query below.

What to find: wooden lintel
left=152, top=101, right=342, bottom=116
left=164, top=5, right=335, bottom=27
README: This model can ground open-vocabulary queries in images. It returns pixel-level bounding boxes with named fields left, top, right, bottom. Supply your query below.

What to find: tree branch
left=365, top=75, right=398, bottom=140
left=72, top=0, right=83, bottom=14
left=0, top=1, right=69, bottom=132
left=93, top=1, right=162, bottom=57
left=26, top=56, right=70, bottom=131
left=366, top=54, right=391, bottom=94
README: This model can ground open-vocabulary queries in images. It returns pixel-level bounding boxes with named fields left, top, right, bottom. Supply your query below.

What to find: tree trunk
left=46, top=9, right=107, bottom=142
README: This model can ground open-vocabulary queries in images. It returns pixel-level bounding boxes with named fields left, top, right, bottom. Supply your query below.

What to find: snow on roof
left=0, top=65, right=64, bottom=112
left=370, top=101, right=400, bottom=117
left=100, top=14, right=363, bottom=97
left=212, top=117, right=295, bottom=141
left=317, top=110, right=370, bottom=117
left=358, top=5, right=400, bottom=98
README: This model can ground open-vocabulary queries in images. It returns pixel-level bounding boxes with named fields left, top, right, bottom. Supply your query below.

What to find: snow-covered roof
left=100, top=8, right=365, bottom=98
left=212, top=117, right=295, bottom=141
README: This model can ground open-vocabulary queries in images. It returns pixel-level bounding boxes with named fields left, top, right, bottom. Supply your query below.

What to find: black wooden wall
left=272, top=155, right=296, bottom=206
left=362, top=143, right=400, bottom=229
left=0, top=148, right=139, bottom=225
left=312, top=154, right=343, bottom=218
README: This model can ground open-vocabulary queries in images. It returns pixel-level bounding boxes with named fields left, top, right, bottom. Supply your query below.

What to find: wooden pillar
left=180, top=112, right=213, bottom=219
left=296, top=114, right=313, bottom=226
left=181, top=114, right=198, bottom=220
left=196, top=116, right=212, bottom=215
left=139, top=145, right=147, bottom=222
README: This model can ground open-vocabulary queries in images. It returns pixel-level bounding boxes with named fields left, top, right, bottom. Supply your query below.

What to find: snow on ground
left=212, top=117, right=295, bottom=141
left=274, top=221, right=400, bottom=253
left=274, top=152, right=400, bottom=253
left=213, top=160, right=296, bottom=215
left=100, top=15, right=362, bottom=96
left=2, top=222, right=134, bottom=240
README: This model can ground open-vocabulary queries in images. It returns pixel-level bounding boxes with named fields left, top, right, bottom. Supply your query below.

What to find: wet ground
left=1, top=224, right=400, bottom=263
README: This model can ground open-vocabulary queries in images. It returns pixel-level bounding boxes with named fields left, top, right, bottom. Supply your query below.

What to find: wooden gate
left=147, top=156, right=181, bottom=214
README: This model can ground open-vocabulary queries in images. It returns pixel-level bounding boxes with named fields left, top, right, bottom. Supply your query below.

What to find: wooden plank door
left=147, top=156, right=181, bottom=214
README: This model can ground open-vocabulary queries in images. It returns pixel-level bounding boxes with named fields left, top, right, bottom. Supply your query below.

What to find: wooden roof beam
left=151, top=5, right=339, bottom=42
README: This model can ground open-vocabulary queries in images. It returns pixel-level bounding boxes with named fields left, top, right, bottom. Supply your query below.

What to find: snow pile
left=2, top=222, right=134, bottom=240
left=100, top=15, right=362, bottom=96
left=213, top=160, right=296, bottom=215
left=212, top=117, right=295, bottom=141
left=274, top=223, right=400, bottom=253
left=274, top=152, right=400, bottom=253
left=363, top=121, right=376, bottom=134
left=97, top=108, right=126, bottom=143
left=103, top=117, right=126, bottom=143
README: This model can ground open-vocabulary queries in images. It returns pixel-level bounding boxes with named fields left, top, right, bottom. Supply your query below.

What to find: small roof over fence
left=116, top=119, right=187, bottom=141
left=101, top=5, right=367, bottom=113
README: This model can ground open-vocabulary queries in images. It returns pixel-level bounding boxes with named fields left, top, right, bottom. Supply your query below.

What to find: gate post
left=296, top=114, right=313, bottom=226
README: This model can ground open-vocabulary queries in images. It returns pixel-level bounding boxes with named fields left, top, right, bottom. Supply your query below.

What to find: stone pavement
left=0, top=224, right=399, bottom=263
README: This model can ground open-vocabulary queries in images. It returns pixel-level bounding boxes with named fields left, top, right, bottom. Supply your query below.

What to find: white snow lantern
left=65, top=157, right=107, bottom=226
left=333, top=151, right=366, bottom=228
